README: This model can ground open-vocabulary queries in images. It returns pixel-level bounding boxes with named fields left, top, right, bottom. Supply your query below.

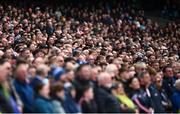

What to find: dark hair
left=136, top=71, right=149, bottom=79
left=81, top=84, right=93, bottom=97
left=34, top=82, right=44, bottom=95
left=16, top=57, right=27, bottom=66
left=162, top=65, right=172, bottom=73
left=127, top=77, right=138, bottom=87
left=50, top=82, right=64, bottom=98
left=111, top=82, right=123, bottom=90
left=75, top=64, right=89, bottom=74
left=0, top=58, right=8, bottom=65
left=20, top=48, right=29, bottom=53
left=33, top=49, right=46, bottom=57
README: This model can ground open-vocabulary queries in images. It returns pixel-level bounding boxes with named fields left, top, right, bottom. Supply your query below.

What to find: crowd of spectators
left=0, top=0, right=180, bottom=113
left=161, top=0, right=179, bottom=19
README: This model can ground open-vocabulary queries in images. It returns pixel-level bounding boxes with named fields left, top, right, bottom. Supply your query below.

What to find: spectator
left=138, top=71, right=166, bottom=112
left=33, top=78, right=53, bottom=113
left=50, top=82, right=66, bottom=113
left=95, top=72, right=121, bottom=113
left=128, top=77, right=153, bottom=113
left=0, top=59, right=20, bottom=113
left=154, top=73, right=172, bottom=112
left=111, top=82, right=138, bottom=113
left=163, top=66, right=176, bottom=98
left=172, top=79, right=180, bottom=113
left=30, top=64, right=50, bottom=90
left=64, top=83, right=81, bottom=113
left=79, top=85, right=97, bottom=113
left=0, top=0, right=179, bottom=113
left=13, top=60, right=34, bottom=112
left=73, top=64, right=92, bottom=102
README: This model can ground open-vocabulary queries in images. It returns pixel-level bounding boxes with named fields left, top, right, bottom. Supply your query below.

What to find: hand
left=148, top=108, right=154, bottom=114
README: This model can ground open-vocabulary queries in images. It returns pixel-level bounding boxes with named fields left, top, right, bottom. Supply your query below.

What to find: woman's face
left=116, top=84, right=125, bottom=94
left=84, top=87, right=94, bottom=100
left=40, top=83, right=50, bottom=98
left=155, top=74, right=163, bottom=87
left=71, top=89, right=76, bottom=98
left=57, top=90, right=65, bottom=100
left=130, top=78, right=140, bottom=90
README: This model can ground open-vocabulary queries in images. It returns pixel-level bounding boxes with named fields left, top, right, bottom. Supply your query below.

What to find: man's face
left=22, top=50, right=31, bottom=58
left=165, top=68, right=174, bottom=78
left=140, top=73, right=151, bottom=86
left=80, top=66, right=91, bottom=80
left=0, top=62, right=11, bottom=82
left=56, top=56, right=64, bottom=67
left=16, top=64, right=28, bottom=81
left=136, top=66, right=146, bottom=73
left=5, top=49, right=13, bottom=58
left=155, top=74, right=163, bottom=87
left=152, top=62, right=160, bottom=71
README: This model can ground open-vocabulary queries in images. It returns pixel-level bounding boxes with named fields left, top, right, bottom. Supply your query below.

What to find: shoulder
left=172, top=92, right=180, bottom=98
left=34, top=97, right=47, bottom=105
left=51, top=100, right=61, bottom=106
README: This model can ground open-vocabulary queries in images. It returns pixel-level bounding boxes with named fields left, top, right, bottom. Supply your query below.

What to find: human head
left=28, top=66, right=36, bottom=78
left=154, top=73, right=163, bottom=89
left=55, top=56, right=64, bottom=67
left=111, top=83, right=125, bottom=95
left=33, top=57, right=45, bottom=67
left=0, top=59, right=11, bottom=83
left=97, top=72, right=113, bottom=89
left=128, top=77, right=140, bottom=90
left=119, top=67, right=130, bottom=81
left=82, top=85, right=94, bottom=101
left=91, top=67, right=99, bottom=81
left=75, top=64, right=91, bottom=81
left=20, top=48, right=31, bottom=59
left=163, top=66, right=174, bottom=78
left=34, top=78, right=50, bottom=98
left=105, top=64, right=118, bottom=79
left=134, top=62, right=147, bottom=73
left=36, top=64, right=50, bottom=78
left=15, top=60, right=28, bottom=82
left=50, top=82, right=65, bottom=100
left=138, top=71, right=151, bottom=87
left=151, top=61, right=160, bottom=72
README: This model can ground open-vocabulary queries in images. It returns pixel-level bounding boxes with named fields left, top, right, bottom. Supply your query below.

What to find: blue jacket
left=33, top=96, right=54, bottom=113
left=172, top=90, right=180, bottom=113
left=14, top=79, right=34, bottom=112
left=30, top=76, right=43, bottom=90
left=64, top=91, right=81, bottom=113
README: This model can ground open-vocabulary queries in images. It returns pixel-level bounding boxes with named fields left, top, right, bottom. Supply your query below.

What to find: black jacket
left=147, top=84, right=166, bottom=113
left=81, top=100, right=97, bottom=113
left=162, top=77, right=176, bottom=99
left=73, top=77, right=93, bottom=102
left=95, top=86, right=121, bottom=113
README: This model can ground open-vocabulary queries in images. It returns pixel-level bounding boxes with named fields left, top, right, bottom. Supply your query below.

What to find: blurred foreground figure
left=0, top=59, right=21, bottom=113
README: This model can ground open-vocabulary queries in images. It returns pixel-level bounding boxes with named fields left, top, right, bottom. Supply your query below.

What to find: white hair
left=134, top=62, right=147, bottom=68
left=105, top=64, right=117, bottom=74
left=97, top=72, right=110, bottom=82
